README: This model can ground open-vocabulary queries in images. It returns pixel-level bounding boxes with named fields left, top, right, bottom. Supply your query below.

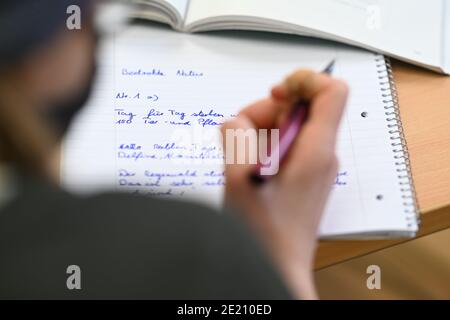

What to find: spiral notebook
left=62, top=24, right=419, bottom=238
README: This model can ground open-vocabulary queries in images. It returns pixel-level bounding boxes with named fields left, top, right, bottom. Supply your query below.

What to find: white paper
left=165, top=0, right=189, bottom=18
left=186, top=0, right=447, bottom=73
left=63, top=24, right=417, bottom=237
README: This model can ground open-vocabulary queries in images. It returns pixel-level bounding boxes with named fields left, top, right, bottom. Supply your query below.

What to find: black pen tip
left=323, top=59, right=336, bottom=74
left=249, top=173, right=266, bottom=185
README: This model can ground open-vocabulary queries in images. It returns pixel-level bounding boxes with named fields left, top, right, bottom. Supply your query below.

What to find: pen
left=250, top=59, right=336, bottom=184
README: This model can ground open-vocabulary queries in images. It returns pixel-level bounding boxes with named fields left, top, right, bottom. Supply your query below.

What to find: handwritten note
left=63, top=24, right=408, bottom=237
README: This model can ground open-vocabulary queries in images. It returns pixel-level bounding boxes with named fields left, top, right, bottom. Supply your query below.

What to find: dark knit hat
left=0, top=0, right=89, bottom=66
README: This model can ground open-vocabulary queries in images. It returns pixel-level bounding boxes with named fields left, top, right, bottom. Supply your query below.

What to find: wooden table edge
left=315, top=201, right=450, bottom=270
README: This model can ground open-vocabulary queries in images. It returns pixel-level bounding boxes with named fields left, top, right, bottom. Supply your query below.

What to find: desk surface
left=316, top=61, right=450, bottom=269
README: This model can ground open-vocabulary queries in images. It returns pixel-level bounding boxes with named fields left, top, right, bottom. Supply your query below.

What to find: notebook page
left=133, top=0, right=189, bottom=28
left=164, top=0, right=189, bottom=18
left=62, top=24, right=413, bottom=237
left=186, top=0, right=445, bottom=72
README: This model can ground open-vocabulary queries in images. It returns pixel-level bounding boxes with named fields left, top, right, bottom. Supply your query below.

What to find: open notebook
left=132, top=0, right=450, bottom=74
left=62, top=23, right=419, bottom=238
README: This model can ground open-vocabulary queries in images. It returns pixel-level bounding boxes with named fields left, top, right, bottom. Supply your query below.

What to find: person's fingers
left=272, top=70, right=345, bottom=129
left=237, top=69, right=338, bottom=131
left=227, top=69, right=348, bottom=184
left=283, top=78, right=348, bottom=177
left=221, top=115, right=275, bottom=232
left=302, top=78, right=348, bottom=147
left=272, top=69, right=320, bottom=102
left=221, top=115, right=258, bottom=192
left=276, top=69, right=347, bottom=147
left=236, top=97, right=286, bottom=129
left=271, top=83, right=287, bottom=100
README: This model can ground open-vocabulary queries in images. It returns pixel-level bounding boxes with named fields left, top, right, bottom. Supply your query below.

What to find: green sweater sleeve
left=0, top=179, right=292, bottom=299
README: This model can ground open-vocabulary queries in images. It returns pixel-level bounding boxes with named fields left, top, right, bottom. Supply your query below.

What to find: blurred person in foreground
left=0, top=0, right=348, bottom=299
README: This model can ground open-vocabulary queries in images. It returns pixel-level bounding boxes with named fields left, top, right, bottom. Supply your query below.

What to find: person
left=0, top=0, right=348, bottom=299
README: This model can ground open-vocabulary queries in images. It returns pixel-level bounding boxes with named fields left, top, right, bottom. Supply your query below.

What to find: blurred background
left=315, top=228, right=450, bottom=299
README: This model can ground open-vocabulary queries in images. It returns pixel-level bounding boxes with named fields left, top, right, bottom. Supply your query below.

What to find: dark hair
left=0, top=95, right=56, bottom=178
left=0, top=0, right=89, bottom=68
left=0, top=0, right=89, bottom=179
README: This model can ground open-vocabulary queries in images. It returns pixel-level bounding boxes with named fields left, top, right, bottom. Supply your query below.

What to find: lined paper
left=62, top=24, right=414, bottom=237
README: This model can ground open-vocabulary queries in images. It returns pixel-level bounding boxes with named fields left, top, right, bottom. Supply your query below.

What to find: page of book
left=62, top=23, right=417, bottom=237
left=165, top=0, right=188, bottom=18
left=185, top=0, right=447, bottom=73
left=133, top=0, right=189, bottom=28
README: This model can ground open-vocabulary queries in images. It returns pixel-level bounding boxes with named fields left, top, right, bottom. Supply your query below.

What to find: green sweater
left=0, top=174, right=291, bottom=299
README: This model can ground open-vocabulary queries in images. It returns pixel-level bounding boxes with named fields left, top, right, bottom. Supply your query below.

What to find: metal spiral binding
left=375, top=54, right=420, bottom=231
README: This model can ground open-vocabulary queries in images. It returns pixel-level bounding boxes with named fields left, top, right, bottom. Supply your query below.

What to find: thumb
left=221, top=114, right=258, bottom=196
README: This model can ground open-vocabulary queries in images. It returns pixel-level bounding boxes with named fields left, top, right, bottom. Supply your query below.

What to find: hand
left=221, top=70, right=349, bottom=299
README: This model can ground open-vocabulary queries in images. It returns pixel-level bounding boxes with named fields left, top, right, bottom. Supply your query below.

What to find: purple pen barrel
left=249, top=59, right=335, bottom=185
left=249, top=101, right=308, bottom=184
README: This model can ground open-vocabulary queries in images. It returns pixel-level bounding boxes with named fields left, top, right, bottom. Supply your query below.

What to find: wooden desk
left=315, top=61, right=450, bottom=269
